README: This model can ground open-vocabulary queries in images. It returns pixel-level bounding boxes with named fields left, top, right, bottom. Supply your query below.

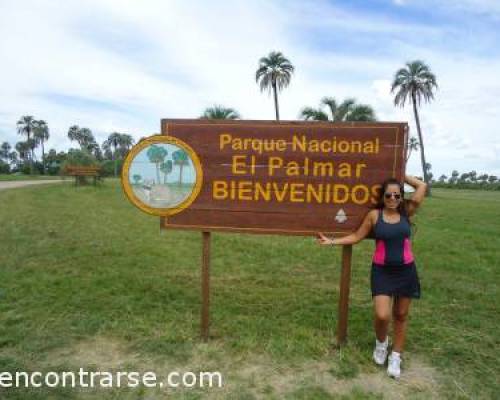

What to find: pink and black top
left=372, top=209, right=415, bottom=266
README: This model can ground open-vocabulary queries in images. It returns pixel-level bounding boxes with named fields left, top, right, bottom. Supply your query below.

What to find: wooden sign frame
left=160, top=119, right=408, bottom=237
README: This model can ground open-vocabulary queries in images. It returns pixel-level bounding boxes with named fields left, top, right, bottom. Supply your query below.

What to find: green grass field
left=0, top=183, right=499, bottom=399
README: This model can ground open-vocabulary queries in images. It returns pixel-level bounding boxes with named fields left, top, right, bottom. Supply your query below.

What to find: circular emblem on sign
left=121, top=135, right=202, bottom=216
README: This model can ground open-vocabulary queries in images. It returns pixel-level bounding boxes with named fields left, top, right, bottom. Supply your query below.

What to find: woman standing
left=317, top=175, right=427, bottom=379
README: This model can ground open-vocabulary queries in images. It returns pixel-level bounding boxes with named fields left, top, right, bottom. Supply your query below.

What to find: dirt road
left=0, top=180, right=65, bottom=191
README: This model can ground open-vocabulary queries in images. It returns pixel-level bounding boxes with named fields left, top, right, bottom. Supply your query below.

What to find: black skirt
left=371, top=262, right=421, bottom=299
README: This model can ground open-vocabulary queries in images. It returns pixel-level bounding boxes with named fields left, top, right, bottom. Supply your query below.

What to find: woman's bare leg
left=373, top=295, right=392, bottom=341
left=392, top=296, right=412, bottom=352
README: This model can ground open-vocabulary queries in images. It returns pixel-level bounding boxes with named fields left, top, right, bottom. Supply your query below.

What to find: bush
left=20, top=163, right=32, bottom=175
left=33, top=161, right=44, bottom=174
left=60, top=149, right=98, bottom=174
left=0, top=160, right=10, bottom=174
left=47, top=163, right=61, bottom=175
left=100, top=159, right=123, bottom=177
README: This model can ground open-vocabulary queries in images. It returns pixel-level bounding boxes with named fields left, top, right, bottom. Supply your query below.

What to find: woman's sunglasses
left=384, top=192, right=401, bottom=200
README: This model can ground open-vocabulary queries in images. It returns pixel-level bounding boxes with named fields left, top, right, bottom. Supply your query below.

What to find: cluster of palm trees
left=202, top=51, right=437, bottom=192
left=2, top=117, right=135, bottom=176
left=64, top=126, right=134, bottom=176
left=145, top=145, right=189, bottom=185
left=66, top=127, right=134, bottom=176
left=100, top=132, right=134, bottom=177
left=436, top=171, right=499, bottom=186
left=14, top=116, right=50, bottom=174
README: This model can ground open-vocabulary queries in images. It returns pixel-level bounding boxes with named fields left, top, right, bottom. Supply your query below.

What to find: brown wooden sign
left=160, top=119, right=408, bottom=236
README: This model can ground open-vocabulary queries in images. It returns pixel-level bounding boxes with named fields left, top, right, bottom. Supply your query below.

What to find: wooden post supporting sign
left=337, top=244, right=353, bottom=346
left=201, top=231, right=211, bottom=341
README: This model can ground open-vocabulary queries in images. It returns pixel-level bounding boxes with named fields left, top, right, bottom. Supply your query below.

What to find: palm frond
left=255, top=51, right=294, bottom=94
left=299, top=107, right=329, bottom=121
left=201, top=105, right=240, bottom=120
left=345, top=104, right=376, bottom=121
left=391, top=60, right=437, bottom=107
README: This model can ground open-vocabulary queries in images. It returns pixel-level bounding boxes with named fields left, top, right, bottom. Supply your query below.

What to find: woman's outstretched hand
left=316, top=232, right=334, bottom=246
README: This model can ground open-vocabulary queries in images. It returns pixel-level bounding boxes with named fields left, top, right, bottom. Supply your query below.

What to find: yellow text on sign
left=212, top=180, right=379, bottom=205
left=231, top=155, right=367, bottom=178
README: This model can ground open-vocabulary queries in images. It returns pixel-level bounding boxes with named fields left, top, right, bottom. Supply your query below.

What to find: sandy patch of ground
left=48, top=336, right=444, bottom=399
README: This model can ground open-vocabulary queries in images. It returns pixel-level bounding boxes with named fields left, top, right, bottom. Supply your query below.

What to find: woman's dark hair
left=374, top=177, right=409, bottom=218
left=373, top=177, right=417, bottom=235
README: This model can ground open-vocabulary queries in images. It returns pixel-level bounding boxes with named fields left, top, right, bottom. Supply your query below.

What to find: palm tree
left=345, top=104, right=376, bottom=121
left=0, top=142, right=11, bottom=161
left=102, top=140, right=113, bottom=160
left=15, top=141, right=31, bottom=165
left=67, top=125, right=81, bottom=144
left=300, top=97, right=376, bottom=122
left=256, top=51, right=294, bottom=120
left=103, top=132, right=122, bottom=177
left=478, top=174, right=488, bottom=184
left=8, top=151, right=18, bottom=169
left=68, top=125, right=97, bottom=154
left=147, top=145, right=168, bottom=184
left=321, top=97, right=356, bottom=121
left=201, top=105, right=240, bottom=120
left=79, top=128, right=97, bottom=153
left=300, top=107, right=329, bottom=121
left=120, top=134, right=134, bottom=150
left=116, top=134, right=134, bottom=159
left=405, top=136, right=419, bottom=162
left=160, top=160, right=173, bottom=184
left=391, top=60, right=437, bottom=194
left=132, top=174, right=142, bottom=185
left=34, top=120, right=49, bottom=174
left=172, top=149, right=189, bottom=185
left=17, top=115, right=37, bottom=173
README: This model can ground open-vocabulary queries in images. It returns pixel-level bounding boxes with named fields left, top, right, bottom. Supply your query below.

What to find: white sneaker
left=373, top=337, right=388, bottom=365
left=387, top=352, right=401, bottom=379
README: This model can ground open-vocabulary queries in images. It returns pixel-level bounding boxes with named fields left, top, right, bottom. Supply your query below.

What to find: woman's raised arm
left=405, top=175, right=427, bottom=216
left=317, top=209, right=376, bottom=246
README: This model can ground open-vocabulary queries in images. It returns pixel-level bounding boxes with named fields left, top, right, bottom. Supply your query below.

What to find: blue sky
left=1, top=0, right=499, bottom=177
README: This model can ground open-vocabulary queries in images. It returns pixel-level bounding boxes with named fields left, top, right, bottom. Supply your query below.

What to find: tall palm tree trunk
left=113, top=145, right=118, bottom=177
left=28, top=131, right=34, bottom=174
left=405, top=149, right=412, bottom=163
left=412, top=93, right=431, bottom=196
left=41, top=141, right=45, bottom=174
left=272, top=82, right=280, bottom=121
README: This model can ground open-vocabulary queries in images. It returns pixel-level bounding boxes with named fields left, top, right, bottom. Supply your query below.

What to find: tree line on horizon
left=432, top=170, right=500, bottom=190
left=1, top=51, right=440, bottom=185
left=0, top=119, right=135, bottom=177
